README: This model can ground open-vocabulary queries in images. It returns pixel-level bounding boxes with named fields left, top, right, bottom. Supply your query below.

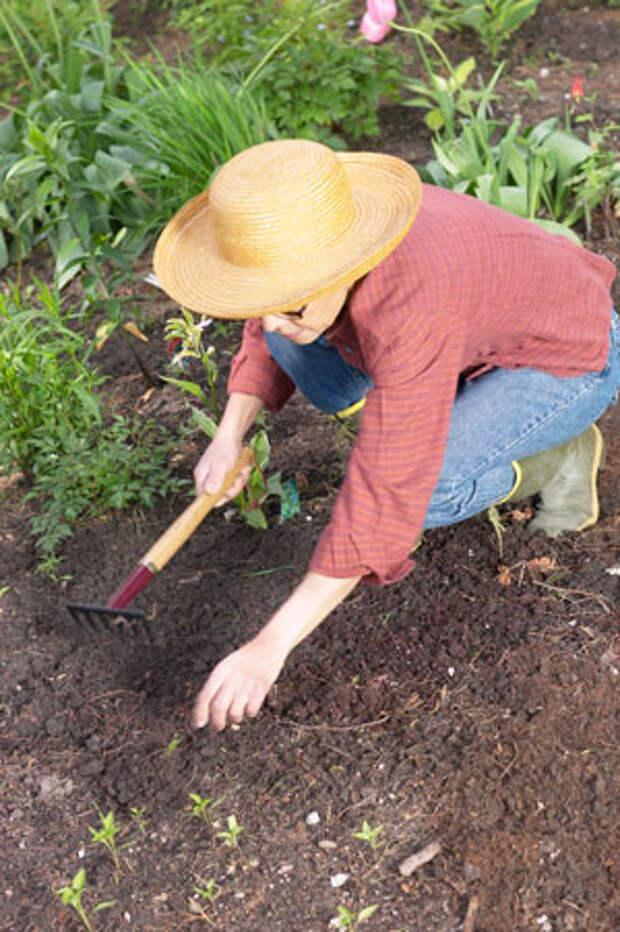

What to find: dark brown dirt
left=1, top=3, right=619, bottom=931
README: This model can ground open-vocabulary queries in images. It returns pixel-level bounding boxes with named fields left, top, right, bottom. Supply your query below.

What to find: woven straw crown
left=153, top=139, right=422, bottom=319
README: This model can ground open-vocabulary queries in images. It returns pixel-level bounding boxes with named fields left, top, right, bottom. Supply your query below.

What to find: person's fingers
left=246, top=683, right=267, bottom=718
left=228, top=692, right=250, bottom=725
left=208, top=684, right=234, bottom=732
left=192, top=669, right=225, bottom=729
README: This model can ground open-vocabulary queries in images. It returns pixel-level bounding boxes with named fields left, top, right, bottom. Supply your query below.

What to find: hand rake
left=66, top=446, right=254, bottom=640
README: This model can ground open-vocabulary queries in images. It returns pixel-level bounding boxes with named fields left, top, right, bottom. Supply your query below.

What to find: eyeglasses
left=285, top=306, right=307, bottom=320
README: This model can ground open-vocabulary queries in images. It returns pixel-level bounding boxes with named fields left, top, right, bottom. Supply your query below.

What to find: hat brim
left=153, top=152, right=422, bottom=319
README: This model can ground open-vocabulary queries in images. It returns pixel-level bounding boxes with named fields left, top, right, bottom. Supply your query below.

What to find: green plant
left=188, top=792, right=222, bottom=824
left=171, top=0, right=404, bottom=143
left=26, top=416, right=187, bottom=574
left=0, top=11, right=149, bottom=279
left=106, top=49, right=278, bottom=227
left=194, top=878, right=221, bottom=904
left=164, top=311, right=296, bottom=530
left=0, top=281, right=104, bottom=478
left=403, top=48, right=504, bottom=139
left=88, top=807, right=122, bottom=872
left=424, top=108, right=599, bottom=239
left=56, top=868, right=115, bottom=931
left=566, top=124, right=620, bottom=236
left=352, top=820, right=385, bottom=852
left=216, top=814, right=244, bottom=847
left=0, top=0, right=108, bottom=104
left=334, top=903, right=379, bottom=929
left=425, top=0, right=541, bottom=58
left=129, top=807, right=148, bottom=833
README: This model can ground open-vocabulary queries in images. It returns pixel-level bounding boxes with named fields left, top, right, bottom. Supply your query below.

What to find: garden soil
left=1, top=2, right=619, bottom=930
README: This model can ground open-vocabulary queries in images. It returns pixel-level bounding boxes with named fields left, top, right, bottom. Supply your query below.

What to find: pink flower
left=360, top=0, right=396, bottom=43
left=367, top=0, right=397, bottom=23
left=360, top=12, right=392, bottom=42
left=570, top=75, right=584, bottom=102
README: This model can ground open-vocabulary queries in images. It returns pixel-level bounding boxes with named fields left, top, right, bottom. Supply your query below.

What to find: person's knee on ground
left=503, top=423, right=605, bottom=537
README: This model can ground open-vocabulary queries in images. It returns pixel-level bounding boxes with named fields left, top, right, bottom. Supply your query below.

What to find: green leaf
left=537, top=128, right=593, bottom=182
left=251, top=429, right=270, bottom=469
left=79, top=79, right=104, bottom=113
left=92, top=150, right=132, bottom=193
left=191, top=407, right=218, bottom=438
left=64, top=45, right=83, bottom=94
left=54, top=236, right=86, bottom=290
left=498, top=185, right=529, bottom=217
left=452, top=56, right=476, bottom=87
left=164, top=376, right=208, bottom=406
left=531, top=219, right=582, bottom=245
left=0, top=115, right=17, bottom=150
left=5, top=154, right=46, bottom=182
left=244, top=507, right=267, bottom=529
left=425, top=109, right=445, bottom=132
left=0, top=230, right=8, bottom=270
left=72, top=384, right=101, bottom=423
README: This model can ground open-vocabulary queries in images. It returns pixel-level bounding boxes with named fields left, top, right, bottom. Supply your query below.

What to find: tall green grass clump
left=105, top=49, right=279, bottom=226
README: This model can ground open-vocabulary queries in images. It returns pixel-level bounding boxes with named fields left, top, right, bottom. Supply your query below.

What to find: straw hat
left=153, top=139, right=422, bottom=319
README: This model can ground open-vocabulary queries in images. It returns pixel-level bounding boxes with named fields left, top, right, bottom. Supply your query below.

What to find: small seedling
left=486, top=505, right=506, bottom=557
left=129, top=807, right=148, bottom=834
left=89, top=806, right=122, bottom=872
left=194, top=878, right=221, bottom=904
left=352, top=820, right=385, bottom=852
left=216, top=814, right=244, bottom=847
left=188, top=792, right=222, bottom=824
left=334, top=903, right=379, bottom=929
left=167, top=737, right=182, bottom=754
left=56, top=868, right=115, bottom=932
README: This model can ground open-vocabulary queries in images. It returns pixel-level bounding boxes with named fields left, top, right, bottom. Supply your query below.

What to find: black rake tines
left=66, top=602, right=153, bottom=643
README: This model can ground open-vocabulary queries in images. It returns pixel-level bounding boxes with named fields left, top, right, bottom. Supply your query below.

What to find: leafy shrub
left=0, top=282, right=186, bottom=571
left=0, top=11, right=150, bottom=279
left=0, top=281, right=103, bottom=477
left=27, top=417, right=186, bottom=573
left=170, top=0, right=404, bottom=142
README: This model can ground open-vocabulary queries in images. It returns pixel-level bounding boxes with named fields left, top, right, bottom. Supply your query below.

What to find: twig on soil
left=496, top=745, right=519, bottom=782
left=532, top=580, right=612, bottom=613
left=278, top=712, right=391, bottom=731
left=463, top=895, right=480, bottom=932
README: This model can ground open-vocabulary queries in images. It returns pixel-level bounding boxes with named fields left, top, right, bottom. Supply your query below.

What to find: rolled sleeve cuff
left=308, top=542, right=416, bottom=587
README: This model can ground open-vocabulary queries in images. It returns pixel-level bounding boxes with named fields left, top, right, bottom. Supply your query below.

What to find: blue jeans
left=265, top=312, right=620, bottom=528
left=264, top=332, right=373, bottom=415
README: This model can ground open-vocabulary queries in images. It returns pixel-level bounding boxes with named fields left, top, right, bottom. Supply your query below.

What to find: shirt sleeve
left=227, top=319, right=296, bottom=412
left=308, top=311, right=467, bottom=586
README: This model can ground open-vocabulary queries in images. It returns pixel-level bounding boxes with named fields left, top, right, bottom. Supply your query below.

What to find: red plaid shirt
left=228, top=185, right=616, bottom=585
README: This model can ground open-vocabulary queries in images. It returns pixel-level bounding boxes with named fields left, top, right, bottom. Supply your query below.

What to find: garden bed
left=1, top=2, right=619, bottom=930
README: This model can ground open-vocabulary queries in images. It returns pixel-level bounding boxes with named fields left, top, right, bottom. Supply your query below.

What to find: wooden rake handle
left=142, top=445, right=255, bottom=573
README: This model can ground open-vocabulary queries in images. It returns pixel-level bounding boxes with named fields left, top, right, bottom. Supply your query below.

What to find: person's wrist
left=252, top=627, right=291, bottom=664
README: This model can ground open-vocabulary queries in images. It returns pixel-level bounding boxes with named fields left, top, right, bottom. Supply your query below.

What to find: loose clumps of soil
left=1, top=2, right=619, bottom=929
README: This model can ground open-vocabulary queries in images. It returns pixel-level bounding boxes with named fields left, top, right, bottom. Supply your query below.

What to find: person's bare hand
left=194, top=435, right=252, bottom=504
left=192, top=638, right=286, bottom=731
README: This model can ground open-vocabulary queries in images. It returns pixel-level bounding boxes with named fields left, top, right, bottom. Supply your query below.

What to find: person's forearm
left=218, top=392, right=264, bottom=441
left=255, top=571, right=361, bottom=658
